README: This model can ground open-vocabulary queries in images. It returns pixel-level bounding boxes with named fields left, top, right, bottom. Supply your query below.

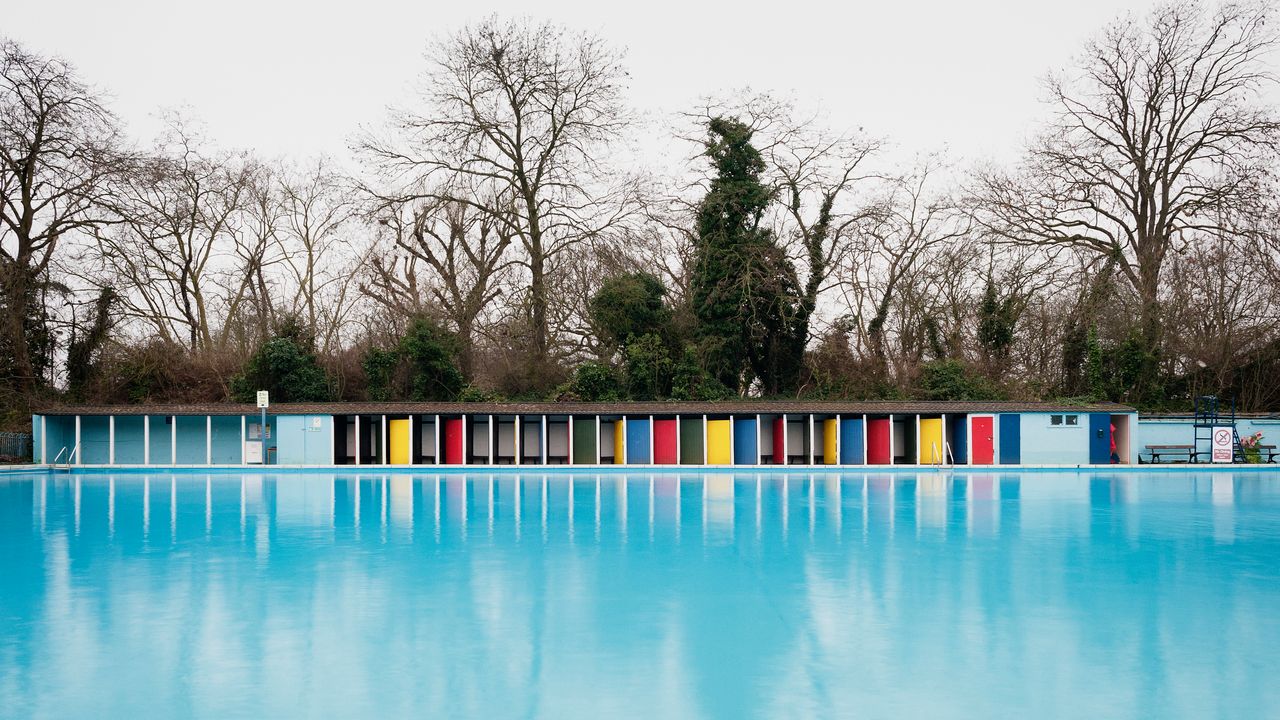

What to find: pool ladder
left=51, top=444, right=78, bottom=472
left=928, top=441, right=956, bottom=467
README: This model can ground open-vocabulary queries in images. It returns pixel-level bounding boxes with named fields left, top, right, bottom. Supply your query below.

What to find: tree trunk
left=3, top=265, right=35, bottom=397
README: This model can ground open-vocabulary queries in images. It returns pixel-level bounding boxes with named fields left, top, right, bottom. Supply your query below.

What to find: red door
left=444, top=418, right=465, bottom=464
left=972, top=416, right=994, bottom=464
left=653, top=418, right=678, bottom=464
left=867, top=418, right=892, bottom=464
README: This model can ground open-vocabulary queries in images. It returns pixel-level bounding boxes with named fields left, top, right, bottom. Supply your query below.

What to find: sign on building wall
left=1211, top=427, right=1234, bottom=463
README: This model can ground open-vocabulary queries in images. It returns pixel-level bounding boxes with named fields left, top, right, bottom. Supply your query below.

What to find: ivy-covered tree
left=589, top=272, right=675, bottom=352
left=690, top=117, right=805, bottom=395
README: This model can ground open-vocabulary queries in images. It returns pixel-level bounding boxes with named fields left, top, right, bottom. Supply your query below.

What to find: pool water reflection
left=1, top=470, right=1278, bottom=719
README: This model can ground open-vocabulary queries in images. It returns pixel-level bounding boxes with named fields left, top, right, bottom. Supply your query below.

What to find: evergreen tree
left=232, top=320, right=332, bottom=402
left=690, top=117, right=804, bottom=395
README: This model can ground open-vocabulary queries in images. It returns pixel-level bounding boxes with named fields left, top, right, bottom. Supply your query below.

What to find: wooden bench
left=1143, top=444, right=1197, bottom=463
left=1248, top=444, right=1278, bottom=463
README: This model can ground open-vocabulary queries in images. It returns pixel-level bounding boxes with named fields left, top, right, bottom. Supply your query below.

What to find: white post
left=862, top=414, right=869, bottom=465
left=541, top=415, right=548, bottom=465
left=515, top=416, right=521, bottom=467
left=206, top=415, right=212, bottom=465
left=488, top=414, right=494, bottom=464
left=145, top=415, right=152, bottom=466
left=702, top=414, right=708, bottom=465
left=74, top=415, right=81, bottom=465
left=239, top=416, right=245, bottom=465
left=170, top=416, right=176, bottom=465
left=916, top=414, right=922, bottom=465
left=729, top=416, right=734, bottom=465
left=649, top=414, right=655, bottom=466
left=621, top=416, right=628, bottom=465
left=595, top=416, right=601, bottom=465
left=331, top=415, right=337, bottom=465
left=568, top=414, right=575, bottom=466
left=381, top=415, right=387, bottom=465
left=435, top=415, right=441, bottom=465
left=108, top=416, right=115, bottom=465
left=782, top=415, right=789, bottom=466
left=354, top=415, right=361, bottom=466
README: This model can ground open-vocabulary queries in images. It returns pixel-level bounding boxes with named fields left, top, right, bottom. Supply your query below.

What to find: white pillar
left=145, top=415, right=152, bottom=465
left=916, top=414, right=923, bottom=465
left=435, top=415, right=441, bottom=465
left=889, top=415, right=896, bottom=466
left=595, top=416, right=601, bottom=464
left=515, top=416, right=521, bottom=466
left=621, top=416, right=628, bottom=465
left=170, top=416, right=176, bottom=465
left=108, top=416, right=115, bottom=465
left=206, top=415, right=212, bottom=465
left=354, top=415, right=361, bottom=466
left=541, top=415, right=548, bottom=465
left=729, top=416, right=734, bottom=465
left=74, top=415, right=81, bottom=465
left=782, top=415, right=789, bottom=466
left=568, top=415, right=575, bottom=466
left=702, top=414, right=708, bottom=465
left=240, top=415, right=246, bottom=465
left=488, top=415, right=494, bottom=464
left=463, top=415, right=470, bottom=465
left=862, top=414, right=869, bottom=465
left=381, top=415, right=387, bottom=465
left=649, top=415, right=655, bottom=465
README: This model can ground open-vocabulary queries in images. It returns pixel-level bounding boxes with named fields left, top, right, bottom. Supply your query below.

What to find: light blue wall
left=1019, top=412, right=1090, bottom=465
left=276, top=415, right=332, bottom=465
left=1137, top=417, right=1280, bottom=459
left=80, top=416, right=110, bottom=464
left=211, top=415, right=242, bottom=463
left=147, top=415, right=172, bottom=464
left=114, top=415, right=146, bottom=464
left=174, top=415, right=208, bottom=464
left=43, top=416, right=73, bottom=463
left=31, top=416, right=42, bottom=463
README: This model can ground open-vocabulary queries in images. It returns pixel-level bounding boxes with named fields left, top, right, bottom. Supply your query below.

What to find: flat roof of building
left=35, top=400, right=1137, bottom=416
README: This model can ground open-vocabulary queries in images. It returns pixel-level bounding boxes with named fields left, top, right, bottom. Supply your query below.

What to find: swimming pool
left=1, top=469, right=1277, bottom=718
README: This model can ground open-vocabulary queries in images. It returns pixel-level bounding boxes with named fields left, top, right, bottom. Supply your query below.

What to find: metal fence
left=0, top=432, right=32, bottom=460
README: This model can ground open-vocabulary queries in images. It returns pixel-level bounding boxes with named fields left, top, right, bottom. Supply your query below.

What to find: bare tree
left=0, top=39, right=121, bottom=397
left=361, top=193, right=517, bottom=379
left=93, top=116, right=255, bottom=352
left=358, top=17, right=636, bottom=386
left=972, top=0, right=1280, bottom=347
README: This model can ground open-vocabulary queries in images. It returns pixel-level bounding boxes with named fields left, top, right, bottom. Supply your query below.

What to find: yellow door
left=919, top=418, right=944, bottom=465
left=707, top=420, right=732, bottom=465
left=824, top=418, right=839, bottom=465
left=614, top=420, right=626, bottom=465
left=389, top=419, right=412, bottom=465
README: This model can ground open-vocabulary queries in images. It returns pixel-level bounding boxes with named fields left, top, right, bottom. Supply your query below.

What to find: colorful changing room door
left=971, top=416, right=994, bottom=464
left=998, top=414, right=1020, bottom=465
left=1089, top=413, right=1112, bottom=464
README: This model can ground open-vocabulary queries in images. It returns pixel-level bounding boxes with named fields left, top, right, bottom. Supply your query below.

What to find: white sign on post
left=1211, top=427, right=1234, bottom=463
left=256, top=390, right=270, bottom=408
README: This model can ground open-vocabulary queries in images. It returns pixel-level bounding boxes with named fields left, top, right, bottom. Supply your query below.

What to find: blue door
left=733, top=417, right=758, bottom=465
left=952, top=416, right=968, bottom=464
left=626, top=417, right=651, bottom=464
left=839, top=417, right=864, bottom=464
left=998, top=414, right=1020, bottom=464
left=1089, top=413, right=1111, bottom=464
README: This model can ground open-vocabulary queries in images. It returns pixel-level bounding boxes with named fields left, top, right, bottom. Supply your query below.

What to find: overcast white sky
left=8, top=0, right=1165, bottom=166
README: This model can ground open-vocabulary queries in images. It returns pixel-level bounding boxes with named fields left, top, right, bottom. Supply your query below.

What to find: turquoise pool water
left=1, top=470, right=1277, bottom=718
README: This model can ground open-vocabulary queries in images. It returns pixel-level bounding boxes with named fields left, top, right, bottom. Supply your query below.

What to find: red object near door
left=972, top=416, right=994, bottom=464
left=653, top=418, right=678, bottom=464
left=444, top=417, right=464, bottom=464
left=773, top=417, right=786, bottom=464
left=868, top=418, right=892, bottom=464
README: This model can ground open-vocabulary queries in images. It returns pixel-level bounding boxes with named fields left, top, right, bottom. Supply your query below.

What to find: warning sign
left=1211, top=427, right=1234, bottom=463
